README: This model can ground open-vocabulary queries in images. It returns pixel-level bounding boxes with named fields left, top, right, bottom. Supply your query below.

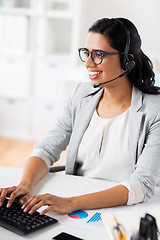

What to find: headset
left=93, top=18, right=135, bottom=88
left=115, top=18, right=135, bottom=72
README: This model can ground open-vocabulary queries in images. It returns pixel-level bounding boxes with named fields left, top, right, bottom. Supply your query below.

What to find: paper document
left=50, top=209, right=106, bottom=233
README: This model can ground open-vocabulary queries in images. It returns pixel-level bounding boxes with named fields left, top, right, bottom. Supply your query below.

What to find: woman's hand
left=0, top=184, right=32, bottom=208
left=22, top=194, right=76, bottom=215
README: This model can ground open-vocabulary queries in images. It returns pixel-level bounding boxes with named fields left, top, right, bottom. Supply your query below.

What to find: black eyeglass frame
left=78, top=48, right=124, bottom=65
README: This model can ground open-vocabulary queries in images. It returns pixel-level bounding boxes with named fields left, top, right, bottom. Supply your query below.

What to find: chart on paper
left=53, top=210, right=106, bottom=233
left=68, top=210, right=88, bottom=219
left=68, top=210, right=104, bottom=228
left=87, top=212, right=102, bottom=223
left=87, top=212, right=103, bottom=227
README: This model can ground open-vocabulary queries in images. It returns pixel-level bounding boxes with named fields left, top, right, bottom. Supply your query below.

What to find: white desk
left=1, top=166, right=160, bottom=240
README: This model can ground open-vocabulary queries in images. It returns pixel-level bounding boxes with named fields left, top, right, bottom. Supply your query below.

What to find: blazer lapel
left=128, top=86, right=143, bottom=169
left=66, top=88, right=103, bottom=174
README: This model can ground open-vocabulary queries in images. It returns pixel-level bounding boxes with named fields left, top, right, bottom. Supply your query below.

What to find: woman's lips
left=88, top=71, right=102, bottom=79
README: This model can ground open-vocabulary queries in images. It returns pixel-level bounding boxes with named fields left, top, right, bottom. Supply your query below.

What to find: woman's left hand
left=22, top=194, right=76, bottom=215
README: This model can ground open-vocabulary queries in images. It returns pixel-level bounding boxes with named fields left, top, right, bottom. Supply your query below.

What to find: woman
left=1, top=17, right=160, bottom=215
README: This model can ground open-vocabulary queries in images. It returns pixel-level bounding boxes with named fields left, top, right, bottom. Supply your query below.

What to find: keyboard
left=0, top=198, right=58, bottom=236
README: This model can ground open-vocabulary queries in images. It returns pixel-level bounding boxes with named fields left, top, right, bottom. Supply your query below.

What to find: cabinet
left=0, top=55, right=31, bottom=98
left=31, top=98, right=63, bottom=140
left=0, top=0, right=82, bottom=140
left=0, top=98, right=30, bottom=139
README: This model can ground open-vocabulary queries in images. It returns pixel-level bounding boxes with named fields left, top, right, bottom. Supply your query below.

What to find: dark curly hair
left=88, top=18, right=160, bottom=94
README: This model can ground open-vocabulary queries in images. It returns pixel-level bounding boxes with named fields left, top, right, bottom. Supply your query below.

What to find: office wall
left=79, top=0, right=160, bottom=56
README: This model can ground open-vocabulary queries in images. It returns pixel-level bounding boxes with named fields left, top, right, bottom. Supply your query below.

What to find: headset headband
left=113, top=18, right=130, bottom=62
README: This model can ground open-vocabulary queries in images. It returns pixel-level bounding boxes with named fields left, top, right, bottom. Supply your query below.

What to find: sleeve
left=28, top=84, right=81, bottom=168
left=120, top=111, right=160, bottom=205
left=120, top=180, right=144, bottom=205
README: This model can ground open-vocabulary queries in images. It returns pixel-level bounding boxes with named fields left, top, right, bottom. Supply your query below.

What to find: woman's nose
left=84, top=55, right=96, bottom=68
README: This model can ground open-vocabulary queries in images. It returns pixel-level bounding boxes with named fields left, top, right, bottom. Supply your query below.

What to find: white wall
left=79, top=0, right=160, bottom=56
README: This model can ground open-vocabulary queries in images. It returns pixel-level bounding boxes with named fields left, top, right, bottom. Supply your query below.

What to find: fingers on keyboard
left=0, top=186, right=17, bottom=207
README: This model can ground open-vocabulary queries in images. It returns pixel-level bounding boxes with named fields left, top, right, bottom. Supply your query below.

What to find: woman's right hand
left=0, top=157, right=48, bottom=208
left=0, top=184, right=32, bottom=208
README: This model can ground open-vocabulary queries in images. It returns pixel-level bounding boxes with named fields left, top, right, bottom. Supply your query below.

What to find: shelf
left=0, top=94, right=30, bottom=100
left=33, top=53, right=72, bottom=62
left=0, top=7, right=32, bottom=16
left=0, top=7, right=73, bottom=19
left=41, top=10, right=73, bottom=19
left=0, top=0, right=82, bottom=140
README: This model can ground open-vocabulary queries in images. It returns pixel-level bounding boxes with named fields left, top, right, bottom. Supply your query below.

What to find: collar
left=83, top=84, right=143, bottom=112
left=131, top=86, right=143, bottom=112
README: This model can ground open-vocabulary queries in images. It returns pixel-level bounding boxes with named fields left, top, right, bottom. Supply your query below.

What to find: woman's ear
left=128, top=54, right=134, bottom=60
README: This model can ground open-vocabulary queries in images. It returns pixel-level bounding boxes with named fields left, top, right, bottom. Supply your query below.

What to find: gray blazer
left=32, top=83, right=160, bottom=202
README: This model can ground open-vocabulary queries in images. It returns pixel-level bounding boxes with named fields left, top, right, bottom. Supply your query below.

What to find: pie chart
left=68, top=210, right=88, bottom=219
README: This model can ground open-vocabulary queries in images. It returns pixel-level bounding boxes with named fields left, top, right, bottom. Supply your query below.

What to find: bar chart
left=87, top=212, right=102, bottom=223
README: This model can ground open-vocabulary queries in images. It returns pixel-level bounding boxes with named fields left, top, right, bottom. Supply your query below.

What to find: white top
left=76, top=108, right=144, bottom=205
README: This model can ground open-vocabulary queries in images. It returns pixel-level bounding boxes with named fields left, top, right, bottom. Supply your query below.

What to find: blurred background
left=0, top=0, right=159, bottom=167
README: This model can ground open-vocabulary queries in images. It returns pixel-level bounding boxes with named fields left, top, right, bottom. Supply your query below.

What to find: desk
left=0, top=166, right=160, bottom=240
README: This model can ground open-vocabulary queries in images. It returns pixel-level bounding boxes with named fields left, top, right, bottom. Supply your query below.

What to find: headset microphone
left=93, top=57, right=135, bottom=88
left=93, top=69, right=129, bottom=88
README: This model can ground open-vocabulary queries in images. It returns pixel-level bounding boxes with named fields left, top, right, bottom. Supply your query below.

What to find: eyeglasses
left=78, top=48, right=123, bottom=65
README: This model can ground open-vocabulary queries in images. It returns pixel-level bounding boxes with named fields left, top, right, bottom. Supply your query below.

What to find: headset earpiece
left=125, top=55, right=135, bottom=72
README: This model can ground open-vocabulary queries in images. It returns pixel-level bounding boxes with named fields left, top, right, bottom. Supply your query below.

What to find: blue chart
left=68, top=210, right=88, bottom=219
left=87, top=212, right=102, bottom=223
left=87, top=212, right=103, bottom=227
left=68, top=211, right=104, bottom=228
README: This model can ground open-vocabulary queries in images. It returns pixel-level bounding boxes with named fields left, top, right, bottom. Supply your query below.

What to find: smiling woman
left=0, top=17, right=160, bottom=216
